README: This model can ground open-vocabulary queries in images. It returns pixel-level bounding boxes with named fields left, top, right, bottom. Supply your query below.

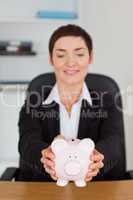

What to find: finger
left=89, top=161, right=104, bottom=171
left=49, top=168, right=56, bottom=176
left=48, top=169, right=57, bottom=179
left=51, top=175, right=58, bottom=181
left=90, top=151, right=104, bottom=162
left=43, top=150, right=55, bottom=160
left=40, top=157, right=44, bottom=163
left=99, top=162, right=104, bottom=169
left=42, top=146, right=55, bottom=158
left=43, top=158, right=55, bottom=169
left=43, top=159, right=55, bottom=170
left=91, top=154, right=104, bottom=162
left=94, top=149, right=104, bottom=160
left=85, top=176, right=92, bottom=182
left=89, top=162, right=100, bottom=170
left=44, top=163, right=57, bottom=181
left=44, top=165, right=56, bottom=175
left=87, top=169, right=99, bottom=177
left=45, top=166, right=50, bottom=174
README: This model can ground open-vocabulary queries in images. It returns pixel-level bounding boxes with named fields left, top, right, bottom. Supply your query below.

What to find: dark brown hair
left=49, top=24, right=93, bottom=58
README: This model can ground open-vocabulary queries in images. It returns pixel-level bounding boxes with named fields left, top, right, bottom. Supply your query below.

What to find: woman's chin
left=57, top=73, right=85, bottom=86
left=62, top=78, right=81, bottom=86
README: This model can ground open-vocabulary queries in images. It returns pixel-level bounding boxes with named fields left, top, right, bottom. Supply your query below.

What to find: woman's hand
left=85, top=149, right=104, bottom=181
left=40, top=146, right=57, bottom=180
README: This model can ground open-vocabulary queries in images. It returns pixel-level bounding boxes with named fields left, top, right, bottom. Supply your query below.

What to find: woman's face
left=50, top=36, right=92, bottom=86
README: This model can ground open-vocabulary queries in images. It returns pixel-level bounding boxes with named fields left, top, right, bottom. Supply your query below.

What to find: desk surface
left=0, top=180, right=133, bottom=200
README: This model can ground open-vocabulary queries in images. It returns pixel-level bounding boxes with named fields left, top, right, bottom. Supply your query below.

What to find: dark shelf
left=0, top=51, right=36, bottom=56
left=0, top=81, right=29, bottom=85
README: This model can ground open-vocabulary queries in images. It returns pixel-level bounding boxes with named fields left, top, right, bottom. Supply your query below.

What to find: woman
left=18, top=24, right=122, bottom=182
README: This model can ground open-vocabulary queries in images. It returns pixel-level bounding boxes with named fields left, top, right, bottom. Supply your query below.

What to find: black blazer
left=18, top=74, right=126, bottom=181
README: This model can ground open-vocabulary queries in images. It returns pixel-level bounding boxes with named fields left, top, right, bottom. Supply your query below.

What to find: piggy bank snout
left=65, top=161, right=81, bottom=175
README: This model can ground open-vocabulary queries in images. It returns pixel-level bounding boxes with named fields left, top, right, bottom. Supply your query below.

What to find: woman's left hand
left=85, top=149, right=104, bottom=181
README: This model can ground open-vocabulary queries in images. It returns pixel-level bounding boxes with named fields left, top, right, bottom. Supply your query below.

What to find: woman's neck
left=57, top=81, right=83, bottom=113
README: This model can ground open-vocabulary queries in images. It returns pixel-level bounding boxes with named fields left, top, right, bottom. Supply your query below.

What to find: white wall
left=0, top=85, right=26, bottom=175
left=0, top=0, right=78, bottom=82
left=0, top=0, right=80, bottom=174
left=0, top=0, right=133, bottom=173
left=0, top=0, right=77, bottom=17
left=0, top=86, right=26, bottom=161
left=84, top=0, right=133, bottom=170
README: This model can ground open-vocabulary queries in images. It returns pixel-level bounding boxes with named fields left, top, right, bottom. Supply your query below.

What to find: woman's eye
left=57, top=55, right=65, bottom=58
left=77, top=54, right=84, bottom=57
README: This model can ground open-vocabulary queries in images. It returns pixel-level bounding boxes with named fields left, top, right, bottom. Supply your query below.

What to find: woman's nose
left=66, top=55, right=76, bottom=66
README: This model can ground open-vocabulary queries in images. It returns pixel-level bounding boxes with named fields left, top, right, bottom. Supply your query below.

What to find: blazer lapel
left=77, top=90, right=101, bottom=139
left=77, top=99, right=92, bottom=139
left=46, top=101, right=60, bottom=140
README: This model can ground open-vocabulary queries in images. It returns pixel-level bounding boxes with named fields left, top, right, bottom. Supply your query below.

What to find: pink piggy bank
left=51, top=138, right=95, bottom=187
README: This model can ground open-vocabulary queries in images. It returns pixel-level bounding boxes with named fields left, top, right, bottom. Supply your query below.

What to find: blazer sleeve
left=18, top=96, right=49, bottom=174
left=95, top=93, right=125, bottom=176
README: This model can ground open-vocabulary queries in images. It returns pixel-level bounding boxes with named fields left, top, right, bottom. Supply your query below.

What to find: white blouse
left=42, top=82, right=92, bottom=140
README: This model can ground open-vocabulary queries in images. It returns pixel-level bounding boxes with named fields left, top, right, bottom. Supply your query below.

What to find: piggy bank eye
left=69, top=155, right=72, bottom=159
left=74, top=155, right=78, bottom=159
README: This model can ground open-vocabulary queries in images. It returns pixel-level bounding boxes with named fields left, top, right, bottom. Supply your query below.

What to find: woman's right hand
left=40, top=146, right=57, bottom=180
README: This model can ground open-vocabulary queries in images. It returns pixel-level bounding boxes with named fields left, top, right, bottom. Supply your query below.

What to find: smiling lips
left=64, top=69, right=79, bottom=75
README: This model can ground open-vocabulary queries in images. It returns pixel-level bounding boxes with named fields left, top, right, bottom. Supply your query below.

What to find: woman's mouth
left=64, top=70, right=79, bottom=75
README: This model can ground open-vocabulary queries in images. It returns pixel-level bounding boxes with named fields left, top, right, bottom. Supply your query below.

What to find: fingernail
left=51, top=170, right=56, bottom=176
left=51, top=155, right=55, bottom=159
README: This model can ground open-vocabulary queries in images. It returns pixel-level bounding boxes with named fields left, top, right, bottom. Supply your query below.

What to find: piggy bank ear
left=51, top=138, right=68, bottom=154
left=78, top=138, right=94, bottom=153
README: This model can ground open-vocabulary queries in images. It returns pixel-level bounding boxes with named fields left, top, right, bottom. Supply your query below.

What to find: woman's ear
left=88, top=51, right=93, bottom=64
left=49, top=55, right=53, bottom=66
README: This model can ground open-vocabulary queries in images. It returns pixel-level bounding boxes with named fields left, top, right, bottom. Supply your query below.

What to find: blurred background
left=0, top=0, right=133, bottom=176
